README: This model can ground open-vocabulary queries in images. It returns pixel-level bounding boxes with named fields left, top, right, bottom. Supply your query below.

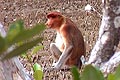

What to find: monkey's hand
left=52, top=61, right=62, bottom=70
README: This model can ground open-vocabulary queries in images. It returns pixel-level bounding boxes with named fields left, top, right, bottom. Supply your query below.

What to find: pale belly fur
left=55, top=32, right=64, bottom=52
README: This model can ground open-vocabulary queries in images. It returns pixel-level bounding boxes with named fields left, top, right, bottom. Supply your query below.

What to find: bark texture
left=87, top=0, right=120, bottom=75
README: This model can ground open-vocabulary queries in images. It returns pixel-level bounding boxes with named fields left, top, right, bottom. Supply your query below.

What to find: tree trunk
left=87, top=0, right=120, bottom=76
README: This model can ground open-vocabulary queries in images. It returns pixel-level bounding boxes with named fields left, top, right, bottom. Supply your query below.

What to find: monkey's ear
left=47, top=11, right=62, bottom=18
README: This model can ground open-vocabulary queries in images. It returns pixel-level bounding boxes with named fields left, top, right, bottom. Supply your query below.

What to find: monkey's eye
left=50, top=15, right=57, bottom=18
left=47, top=14, right=57, bottom=19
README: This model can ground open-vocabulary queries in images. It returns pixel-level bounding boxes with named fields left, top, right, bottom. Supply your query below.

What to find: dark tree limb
left=87, top=0, right=120, bottom=76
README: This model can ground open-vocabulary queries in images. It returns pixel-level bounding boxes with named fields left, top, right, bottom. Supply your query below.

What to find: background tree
left=87, top=0, right=120, bottom=76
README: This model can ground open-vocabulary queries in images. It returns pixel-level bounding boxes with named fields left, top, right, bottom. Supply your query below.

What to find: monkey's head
left=45, top=11, right=64, bottom=29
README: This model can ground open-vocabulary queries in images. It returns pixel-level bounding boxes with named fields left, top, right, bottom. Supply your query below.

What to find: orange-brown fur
left=46, top=11, right=85, bottom=69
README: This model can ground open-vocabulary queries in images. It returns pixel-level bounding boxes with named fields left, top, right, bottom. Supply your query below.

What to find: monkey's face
left=45, top=11, right=63, bottom=29
left=45, top=16, right=62, bottom=29
left=45, top=17, right=55, bottom=28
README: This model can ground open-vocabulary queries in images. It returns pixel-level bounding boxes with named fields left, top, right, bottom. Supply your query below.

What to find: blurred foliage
left=20, top=45, right=44, bottom=62
left=71, top=66, right=81, bottom=80
left=0, top=20, right=45, bottom=80
left=107, top=65, right=120, bottom=80
left=71, top=64, right=120, bottom=80
left=0, top=19, right=45, bottom=60
left=33, top=63, right=43, bottom=80
left=21, top=44, right=44, bottom=80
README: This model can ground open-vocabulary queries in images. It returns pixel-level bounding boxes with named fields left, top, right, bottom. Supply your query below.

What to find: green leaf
left=33, top=70, right=43, bottom=80
left=107, top=65, right=120, bottom=80
left=33, top=63, right=43, bottom=80
left=113, top=65, right=120, bottom=80
left=33, top=63, right=43, bottom=71
left=20, top=52, right=27, bottom=58
left=12, top=23, right=45, bottom=44
left=0, top=36, right=5, bottom=55
left=6, top=20, right=24, bottom=46
left=81, top=65, right=104, bottom=80
left=32, top=45, right=44, bottom=54
left=2, top=37, right=43, bottom=60
left=71, top=66, right=81, bottom=80
left=108, top=73, right=115, bottom=80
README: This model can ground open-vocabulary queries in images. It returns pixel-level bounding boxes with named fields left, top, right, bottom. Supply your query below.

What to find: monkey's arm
left=53, top=26, right=73, bottom=69
left=53, top=45, right=73, bottom=68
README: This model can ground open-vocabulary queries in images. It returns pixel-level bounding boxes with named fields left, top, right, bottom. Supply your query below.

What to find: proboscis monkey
left=45, top=11, right=86, bottom=69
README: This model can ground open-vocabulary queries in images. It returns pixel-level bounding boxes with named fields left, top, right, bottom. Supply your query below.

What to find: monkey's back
left=65, top=18, right=86, bottom=68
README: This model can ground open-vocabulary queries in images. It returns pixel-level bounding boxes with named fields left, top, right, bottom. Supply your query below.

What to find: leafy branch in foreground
left=71, top=64, right=120, bottom=80
left=21, top=45, right=44, bottom=80
left=0, top=19, right=45, bottom=60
